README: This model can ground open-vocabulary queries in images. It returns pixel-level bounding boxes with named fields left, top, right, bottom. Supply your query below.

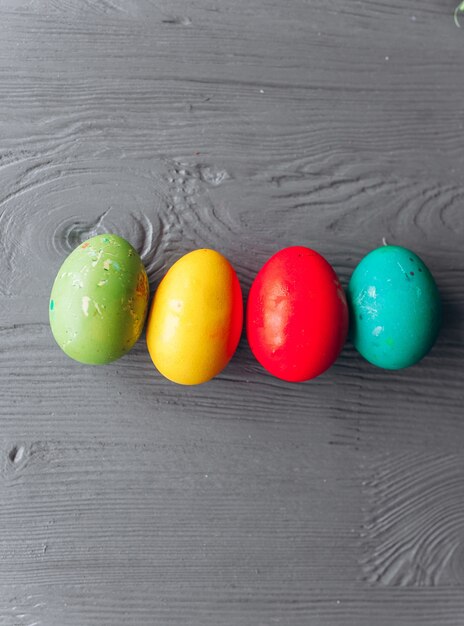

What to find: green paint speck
left=113, top=261, right=121, bottom=271
left=386, top=337, right=394, bottom=346
left=50, top=300, right=54, bottom=311
left=102, top=237, right=110, bottom=244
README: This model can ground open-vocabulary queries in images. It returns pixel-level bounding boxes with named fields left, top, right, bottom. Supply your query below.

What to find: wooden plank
left=2, top=584, right=464, bottom=626
left=0, top=0, right=463, bottom=624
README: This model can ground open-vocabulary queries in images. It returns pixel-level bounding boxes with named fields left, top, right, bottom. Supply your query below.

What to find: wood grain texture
left=362, top=453, right=464, bottom=587
left=0, top=0, right=463, bottom=624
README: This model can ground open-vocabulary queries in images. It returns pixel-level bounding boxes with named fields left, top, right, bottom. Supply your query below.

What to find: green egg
left=49, top=234, right=149, bottom=364
left=347, top=245, right=441, bottom=369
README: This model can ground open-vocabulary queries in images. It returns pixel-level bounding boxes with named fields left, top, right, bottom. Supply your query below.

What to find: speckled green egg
left=49, top=234, right=149, bottom=364
left=347, top=245, right=441, bottom=369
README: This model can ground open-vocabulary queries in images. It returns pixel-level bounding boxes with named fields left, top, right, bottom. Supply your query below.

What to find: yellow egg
left=146, top=249, right=243, bottom=385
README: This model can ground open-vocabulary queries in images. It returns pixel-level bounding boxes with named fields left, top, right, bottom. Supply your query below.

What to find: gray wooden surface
left=1, top=1, right=463, bottom=624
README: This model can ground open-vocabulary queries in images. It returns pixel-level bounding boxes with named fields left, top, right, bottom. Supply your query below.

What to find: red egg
left=246, top=246, right=349, bottom=382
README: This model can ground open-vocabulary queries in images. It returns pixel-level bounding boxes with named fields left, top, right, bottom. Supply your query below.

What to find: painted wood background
left=0, top=1, right=463, bottom=624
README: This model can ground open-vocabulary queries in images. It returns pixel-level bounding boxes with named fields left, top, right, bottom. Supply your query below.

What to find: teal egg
left=347, top=245, right=441, bottom=369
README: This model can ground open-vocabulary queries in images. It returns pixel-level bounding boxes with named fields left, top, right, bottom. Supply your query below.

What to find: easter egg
left=49, top=234, right=149, bottom=364
left=246, top=246, right=349, bottom=382
left=347, top=245, right=441, bottom=369
left=146, top=249, right=243, bottom=385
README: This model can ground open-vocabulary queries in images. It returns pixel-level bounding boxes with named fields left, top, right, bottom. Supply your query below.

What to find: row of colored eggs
left=49, top=234, right=441, bottom=384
